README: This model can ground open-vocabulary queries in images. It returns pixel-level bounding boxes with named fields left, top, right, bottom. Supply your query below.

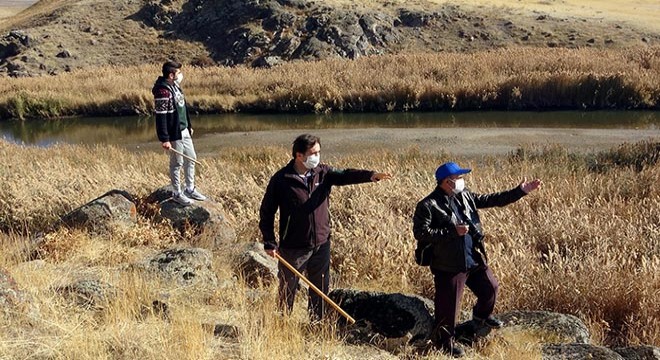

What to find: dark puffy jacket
left=259, top=161, right=374, bottom=250
left=413, top=186, right=526, bottom=272
left=152, top=76, right=191, bottom=142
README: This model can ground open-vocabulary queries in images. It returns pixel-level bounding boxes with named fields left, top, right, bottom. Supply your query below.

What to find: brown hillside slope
left=0, top=0, right=658, bottom=77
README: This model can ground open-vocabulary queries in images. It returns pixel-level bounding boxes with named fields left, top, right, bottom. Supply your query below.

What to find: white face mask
left=303, top=153, right=320, bottom=169
left=451, top=178, right=465, bottom=194
left=174, top=72, right=183, bottom=85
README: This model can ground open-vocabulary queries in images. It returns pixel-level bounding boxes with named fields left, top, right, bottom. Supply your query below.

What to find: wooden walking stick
left=274, top=253, right=356, bottom=325
left=168, top=147, right=203, bottom=166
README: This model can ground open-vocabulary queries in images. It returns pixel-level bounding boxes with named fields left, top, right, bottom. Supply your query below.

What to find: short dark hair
left=162, top=61, right=182, bottom=77
left=292, top=134, right=320, bottom=158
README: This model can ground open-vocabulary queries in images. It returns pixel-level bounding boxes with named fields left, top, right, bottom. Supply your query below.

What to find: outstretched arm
left=472, top=178, right=542, bottom=209
left=327, top=167, right=393, bottom=186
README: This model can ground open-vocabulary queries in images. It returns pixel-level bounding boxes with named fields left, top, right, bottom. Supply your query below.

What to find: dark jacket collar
left=432, top=186, right=468, bottom=206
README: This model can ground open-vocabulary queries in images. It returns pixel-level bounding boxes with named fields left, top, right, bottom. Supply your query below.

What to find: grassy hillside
left=0, top=0, right=658, bottom=77
left=441, top=0, right=660, bottom=33
left=0, top=0, right=34, bottom=21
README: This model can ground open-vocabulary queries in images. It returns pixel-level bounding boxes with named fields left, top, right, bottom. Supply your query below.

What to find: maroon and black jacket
left=259, top=160, right=375, bottom=250
left=152, top=76, right=191, bottom=143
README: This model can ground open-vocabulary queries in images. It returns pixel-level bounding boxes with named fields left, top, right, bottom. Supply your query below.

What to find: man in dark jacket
left=152, top=60, right=206, bottom=206
left=260, top=134, right=392, bottom=320
left=413, top=162, right=541, bottom=358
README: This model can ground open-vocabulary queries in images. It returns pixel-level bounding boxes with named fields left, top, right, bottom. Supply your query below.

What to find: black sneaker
left=439, top=343, right=465, bottom=358
left=474, top=315, right=503, bottom=329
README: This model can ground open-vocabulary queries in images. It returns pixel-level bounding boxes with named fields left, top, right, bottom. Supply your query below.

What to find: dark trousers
left=277, top=241, right=331, bottom=320
left=431, top=266, right=499, bottom=348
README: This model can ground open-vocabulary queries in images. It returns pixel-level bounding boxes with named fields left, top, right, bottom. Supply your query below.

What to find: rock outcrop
left=143, top=247, right=218, bottom=286
left=614, top=346, right=660, bottom=360
left=145, top=186, right=236, bottom=245
left=498, top=310, right=591, bottom=344
left=1, top=0, right=657, bottom=76
left=59, top=190, right=137, bottom=232
left=329, top=288, right=435, bottom=346
left=55, top=279, right=115, bottom=310
left=235, top=242, right=278, bottom=287
left=543, top=343, right=625, bottom=360
left=0, top=268, right=29, bottom=316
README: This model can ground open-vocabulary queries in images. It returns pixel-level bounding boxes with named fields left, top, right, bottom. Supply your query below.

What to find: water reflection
left=1, top=111, right=658, bottom=146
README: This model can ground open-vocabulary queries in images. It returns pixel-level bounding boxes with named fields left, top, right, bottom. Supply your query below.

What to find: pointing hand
left=520, top=178, right=542, bottom=194
left=371, top=173, right=393, bottom=182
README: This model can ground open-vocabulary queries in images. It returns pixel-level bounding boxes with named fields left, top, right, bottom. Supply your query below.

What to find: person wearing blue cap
left=413, top=162, right=541, bottom=357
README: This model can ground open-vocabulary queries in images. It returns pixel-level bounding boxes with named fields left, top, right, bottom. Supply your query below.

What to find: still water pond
left=1, top=111, right=658, bottom=148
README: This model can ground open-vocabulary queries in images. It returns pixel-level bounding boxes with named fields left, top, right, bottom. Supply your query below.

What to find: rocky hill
left=0, top=0, right=658, bottom=77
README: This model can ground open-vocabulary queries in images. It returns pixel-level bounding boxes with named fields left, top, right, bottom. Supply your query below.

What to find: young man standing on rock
left=259, top=134, right=392, bottom=321
left=153, top=60, right=206, bottom=206
left=413, top=162, right=541, bottom=358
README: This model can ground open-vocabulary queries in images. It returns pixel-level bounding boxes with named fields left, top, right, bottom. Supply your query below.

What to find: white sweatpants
left=169, top=128, right=196, bottom=195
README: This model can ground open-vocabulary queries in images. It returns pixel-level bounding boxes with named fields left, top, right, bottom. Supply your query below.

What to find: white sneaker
left=172, top=192, right=193, bottom=206
left=184, top=187, right=207, bottom=201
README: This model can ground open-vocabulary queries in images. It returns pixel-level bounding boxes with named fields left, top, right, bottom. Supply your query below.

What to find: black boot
left=474, top=315, right=503, bottom=329
left=439, top=342, right=465, bottom=358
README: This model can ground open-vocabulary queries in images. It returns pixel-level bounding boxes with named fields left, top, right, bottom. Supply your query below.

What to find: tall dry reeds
left=0, top=139, right=658, bottom=359
left=1, top=47, right=659, bottom=120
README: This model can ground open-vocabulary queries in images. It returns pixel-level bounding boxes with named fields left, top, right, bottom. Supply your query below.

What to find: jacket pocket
left=281, top=216, right=291, bottom=241
left=415, top=241, right=433, bottom=266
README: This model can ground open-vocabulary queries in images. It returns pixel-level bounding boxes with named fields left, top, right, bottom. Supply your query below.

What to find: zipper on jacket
left=309, top=171, right=317, bottom=247
left=449, top=195, right=469, bottom=272
left=282, top=215, right=291, bottom=242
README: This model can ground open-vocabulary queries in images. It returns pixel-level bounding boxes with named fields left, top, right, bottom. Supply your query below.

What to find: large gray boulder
left=614, top=346, right=660, bottom=360
left=55, top=279, right=115, bottom=310
left=145, top=248, right=217, bottom=287
left=0, top=268, right=28, bottom=315
left=498, top=310, right=591, bottom=344
left=236, top=242, right=278, bottom=287
left=543, top=343, right=625, bottom=360
left=145, top=186, right=236, bottom=245
left=60, top=190, right=137, bottom=232
left=329, top=289, right=435, bottom=347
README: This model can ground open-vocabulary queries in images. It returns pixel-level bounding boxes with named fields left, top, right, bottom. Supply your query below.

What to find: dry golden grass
left=0, top=138, right=658, bottom=359
left=432, top=0, right=660, bottom=33
left=0, top=7, right=21, bottom=21
left=1, top=47, right=659, bottom=119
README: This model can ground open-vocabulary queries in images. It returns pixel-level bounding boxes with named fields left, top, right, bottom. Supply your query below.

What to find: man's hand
left=265, top=249, right=277, bottom=258
left=190, top=128, right=194, bottom=136
left=520, top=178, right=542, bottom=194
left=162, top=141, right=172, bottom=150
left=455, top=223, right=469, bottom=236
left=371, top=172, right=393, bottom=182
